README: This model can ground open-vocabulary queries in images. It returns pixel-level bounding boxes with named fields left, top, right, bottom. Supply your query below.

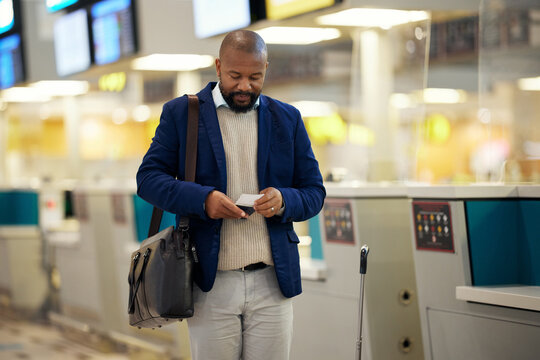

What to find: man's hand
left=205, top=191, right=247, bottom=219
left=254, top=187, right=283, bottom=218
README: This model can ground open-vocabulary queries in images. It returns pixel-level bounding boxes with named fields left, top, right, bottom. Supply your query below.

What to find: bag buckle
left=178, top=217, right=189, bottom=231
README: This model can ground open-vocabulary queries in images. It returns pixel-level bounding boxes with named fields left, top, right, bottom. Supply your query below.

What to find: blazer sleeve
left=136, top=99, right=214, bottom=219
left=276, top=108, right=326, bottom=223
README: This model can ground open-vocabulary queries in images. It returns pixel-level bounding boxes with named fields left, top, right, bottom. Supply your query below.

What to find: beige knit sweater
left=216, top=107, right=274, bottom=270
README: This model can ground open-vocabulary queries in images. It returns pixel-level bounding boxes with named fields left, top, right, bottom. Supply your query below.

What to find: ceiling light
left=132, top=54, right=214, bottom=71
left=256, top=27, right=341, bottom=45
left=0, top=87, right=51, bottom=102
left=133, top=105, right=151, bottom=122
left=422, top=88, right=466, bottom=104
left=81, top=121, right=101, bottom=139
left=290, top=101, right=337, bottom=117
left=518, top=76, right=540, bottom=91
left=30, top=80, right=89, bottom=96
left=390, top=93, right=414, bottom=109
left=317, top=8, right=429, bottom=29
left=112, top=107, right=128, bottom=125
left=39, top=104, right=52, bottom=120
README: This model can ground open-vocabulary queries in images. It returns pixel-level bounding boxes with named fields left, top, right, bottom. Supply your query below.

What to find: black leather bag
left=128, top=95, right=199, bottom=329
left=127, top=222, right=195, bottom=328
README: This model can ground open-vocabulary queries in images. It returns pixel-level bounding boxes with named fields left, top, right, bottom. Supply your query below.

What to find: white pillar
left=176, top=71, right=203, bottom=97
left=351, top=28, right=396, bottom=181
left=0, top=103, right=7, bottom=185
left=63, top=96, right=81, bottom=178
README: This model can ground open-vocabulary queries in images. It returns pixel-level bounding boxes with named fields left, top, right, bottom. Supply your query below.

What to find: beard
left=219, top=83, right=259, bottom=113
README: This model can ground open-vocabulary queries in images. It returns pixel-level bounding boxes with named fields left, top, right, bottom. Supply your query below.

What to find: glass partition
left=5, top=4, right=540, bottom=186
left=263, top=16, right=431, bottom=183
left=479, top=0, right=540, bottom=183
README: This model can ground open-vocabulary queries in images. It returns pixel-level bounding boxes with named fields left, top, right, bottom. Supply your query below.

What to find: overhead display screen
left=91, top=0, right=137, bottom=65
left=45, top=0, right=79, bottom=13
left=0, top=0, right=15, bottom=35
left=0, top=33, right=25, bottom=89
left=192, top=0, right=251, bottom=38
left=53, top=8, right=91, bottom=76
left=265, top=0, right=335, bottom=20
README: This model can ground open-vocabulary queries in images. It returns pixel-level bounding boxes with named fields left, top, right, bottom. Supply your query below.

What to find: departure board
left=0, top=33, right=25, bottom=89
left=54, top=8, right=91, bottom=76
left=91, top=0, right=137, bottom=65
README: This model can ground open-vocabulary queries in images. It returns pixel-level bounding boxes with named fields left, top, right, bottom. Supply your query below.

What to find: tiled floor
left=0, top=313, right=130, bottom=360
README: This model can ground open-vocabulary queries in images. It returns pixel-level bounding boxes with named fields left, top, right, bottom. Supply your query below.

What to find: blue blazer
left=136, top=82, right=325, bottom=298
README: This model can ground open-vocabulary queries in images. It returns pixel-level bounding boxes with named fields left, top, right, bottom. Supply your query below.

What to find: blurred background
left=0, top=0, right=539, bottom=359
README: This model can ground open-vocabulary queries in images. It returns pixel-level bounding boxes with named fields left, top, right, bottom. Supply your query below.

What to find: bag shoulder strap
left=185, top=95, right=199, bottom=182
left=148, top=95, right=199, bottom=237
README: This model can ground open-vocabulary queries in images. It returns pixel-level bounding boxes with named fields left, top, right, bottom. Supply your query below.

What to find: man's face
left=215, top=48, right=268, bottom=113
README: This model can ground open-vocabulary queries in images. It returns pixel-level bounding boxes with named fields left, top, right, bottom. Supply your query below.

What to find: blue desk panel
left=132, top=195, right=176, bottom=243
left=0, top=191, right=39, bottom=226
left=466, top=200, right=540, bottom=286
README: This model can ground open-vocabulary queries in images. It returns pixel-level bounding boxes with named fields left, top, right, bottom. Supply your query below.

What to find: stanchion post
left=356, top=245, right=369, bottom=360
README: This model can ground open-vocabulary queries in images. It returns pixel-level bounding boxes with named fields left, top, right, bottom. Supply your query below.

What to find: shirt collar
left=212, top=82, right=260, bottom=110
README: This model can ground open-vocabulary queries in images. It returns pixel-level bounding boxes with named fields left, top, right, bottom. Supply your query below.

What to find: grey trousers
left=187, top=266, right=293, bottom=360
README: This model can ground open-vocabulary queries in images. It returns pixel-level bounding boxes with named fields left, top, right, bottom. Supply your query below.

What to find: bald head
left=219, top=30, right=267, bottom=61
left=215, top=30, right=268, bottom=112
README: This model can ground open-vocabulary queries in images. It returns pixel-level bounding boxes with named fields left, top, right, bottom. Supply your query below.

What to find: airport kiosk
left=48, top=184, right=190, bottom=358
left=409, top=185, right=540, bottom=360
left=291, top=183, right=424, bottom=360
left=0, top=190, right=48, bottom=313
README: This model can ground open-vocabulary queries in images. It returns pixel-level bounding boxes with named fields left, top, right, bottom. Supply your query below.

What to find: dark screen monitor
left=90, top=0, right=138, bottom=65
left=53, top=8, right=91, bottom=76
left=192, top=0, right=252, bottom=38
left=64, top=190, right=74, bottom=218
left=0, top=33, right=25, bottom=89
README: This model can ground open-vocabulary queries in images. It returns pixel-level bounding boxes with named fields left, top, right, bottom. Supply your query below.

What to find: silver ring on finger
left=271, top=207, right=275, bottom=212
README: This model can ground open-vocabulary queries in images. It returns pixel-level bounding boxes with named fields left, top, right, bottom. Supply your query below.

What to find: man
left=136, top=30, right=325, bottom=360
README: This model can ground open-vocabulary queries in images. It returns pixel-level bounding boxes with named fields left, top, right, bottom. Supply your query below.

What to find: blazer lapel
left=257, top=96, right=271, bottom=189
left=198, top=84, right=227, bottom=191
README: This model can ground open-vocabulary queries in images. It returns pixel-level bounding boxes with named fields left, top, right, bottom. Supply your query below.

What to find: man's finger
left=217, top=198, right=244, bottom=218
left=205, top=191, right=246, bottom=219
left=255, top=188, right=275, bottom=205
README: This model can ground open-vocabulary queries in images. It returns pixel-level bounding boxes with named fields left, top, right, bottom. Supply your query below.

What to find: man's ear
left=215, top=58, right=221, bottom=77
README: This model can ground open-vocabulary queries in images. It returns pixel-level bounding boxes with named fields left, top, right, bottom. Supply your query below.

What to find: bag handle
left=148, top=95, right=199, bottom=237
left=128, top=248, right=151, bottom=314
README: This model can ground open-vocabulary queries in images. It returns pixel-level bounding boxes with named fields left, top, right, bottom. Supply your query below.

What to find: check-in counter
left=50, top=186, right=134, bottom=331
left=48, top=184, right=190, bottom=358
left=0, top=190, right=48, bottom=313
left=292, top=183, right=424, bottom=360
left=408, top=185, right=540, bottom=360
